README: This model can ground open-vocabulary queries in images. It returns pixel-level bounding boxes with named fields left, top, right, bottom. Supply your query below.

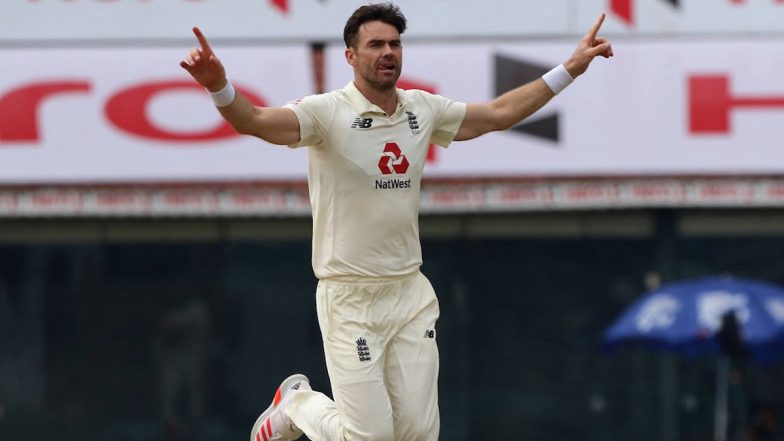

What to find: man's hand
left=180, top=27, right=227, bottom=92
left=564, top=13, right=614, bottom=78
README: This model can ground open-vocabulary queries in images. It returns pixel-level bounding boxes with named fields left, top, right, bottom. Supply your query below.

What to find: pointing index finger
left=586, top=13, right=606, bottom=40
left=192, top=26, right=213, bottom=55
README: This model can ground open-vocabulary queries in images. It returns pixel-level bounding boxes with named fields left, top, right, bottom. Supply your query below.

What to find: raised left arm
left=455, top=13, right=613, bottom=142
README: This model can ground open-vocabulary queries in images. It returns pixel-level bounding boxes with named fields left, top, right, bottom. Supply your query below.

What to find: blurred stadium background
left=2, top=1, right=784, bottom=440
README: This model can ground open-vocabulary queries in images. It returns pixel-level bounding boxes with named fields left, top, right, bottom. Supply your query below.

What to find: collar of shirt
left=344, top=81, right=407, bottom=117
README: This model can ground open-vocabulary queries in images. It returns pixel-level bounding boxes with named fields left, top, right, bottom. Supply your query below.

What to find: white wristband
left=209, top=80, right=236, bottom=107
left=542, top=64, right=574, bottom=95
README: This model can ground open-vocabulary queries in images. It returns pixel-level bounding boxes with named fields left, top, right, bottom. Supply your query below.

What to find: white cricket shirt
left=284, top=82, right=466, bottom=279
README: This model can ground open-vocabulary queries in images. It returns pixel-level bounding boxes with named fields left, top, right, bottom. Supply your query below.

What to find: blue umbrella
left=604, top=276, right=784, bottom=361
left=603, top=276, right=784, bottom=441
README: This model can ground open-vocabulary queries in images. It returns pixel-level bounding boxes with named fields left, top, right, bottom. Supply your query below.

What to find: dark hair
left=343, top=3, right=407, bottom=48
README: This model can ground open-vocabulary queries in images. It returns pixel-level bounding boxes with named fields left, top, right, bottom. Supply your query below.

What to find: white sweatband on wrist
left=542, top=64, right=574, bottom=95
left=209, top=80, right=236, bottom=107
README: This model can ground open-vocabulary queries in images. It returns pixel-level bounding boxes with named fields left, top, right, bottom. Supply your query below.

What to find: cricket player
left=180, top=3, right=612, bottom=441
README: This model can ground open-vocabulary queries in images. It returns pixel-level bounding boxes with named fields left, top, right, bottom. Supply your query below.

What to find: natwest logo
left=0, top=79, right=266, bottom=144
left=377, top=142, right=409, bottom=175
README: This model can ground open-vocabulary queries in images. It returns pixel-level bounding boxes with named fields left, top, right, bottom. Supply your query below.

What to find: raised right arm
left=179, top=27, right=301, bottom=146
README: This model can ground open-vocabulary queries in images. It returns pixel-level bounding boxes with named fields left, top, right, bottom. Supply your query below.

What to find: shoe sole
left=250, top=374, right=310, bottom=441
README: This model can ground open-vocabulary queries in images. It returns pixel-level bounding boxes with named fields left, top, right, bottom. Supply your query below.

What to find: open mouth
left=378, top=62, right=396, bottom=72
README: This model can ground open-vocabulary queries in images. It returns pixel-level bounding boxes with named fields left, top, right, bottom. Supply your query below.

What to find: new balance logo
left=356, top=337, right=371, bottom=362
left=424, top=329, right=435, bottom=339
left=406, top=111, right=421, bottom=134
left=351, top=118, right=373, bottom=129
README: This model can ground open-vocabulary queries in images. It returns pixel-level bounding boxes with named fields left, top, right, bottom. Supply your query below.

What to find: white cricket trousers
left=284, top=271, right=441, bottom=441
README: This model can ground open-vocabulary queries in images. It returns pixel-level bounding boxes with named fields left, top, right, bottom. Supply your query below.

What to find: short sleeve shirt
left=284, top=82, right=466, bottom=279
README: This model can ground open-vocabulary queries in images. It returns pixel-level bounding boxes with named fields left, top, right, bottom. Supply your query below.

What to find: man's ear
left=345, top=47, right=356, bottom=66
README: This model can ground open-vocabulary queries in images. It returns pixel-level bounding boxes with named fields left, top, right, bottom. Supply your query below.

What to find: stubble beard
left=365, top=72, right=400, bottom=91
left=362, top=64, right=401, bottom=91
left=369, top=77, right=398, bottom=91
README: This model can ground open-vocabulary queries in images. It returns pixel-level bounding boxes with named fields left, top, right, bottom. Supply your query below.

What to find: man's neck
left=354, top=80, right=397, bottom=116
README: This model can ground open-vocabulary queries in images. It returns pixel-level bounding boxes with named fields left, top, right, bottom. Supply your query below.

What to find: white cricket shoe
left=250, top=374, right=311, bottom=441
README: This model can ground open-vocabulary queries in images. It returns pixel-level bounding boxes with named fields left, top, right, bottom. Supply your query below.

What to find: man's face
left=346, top=20, right=402, bottom=90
